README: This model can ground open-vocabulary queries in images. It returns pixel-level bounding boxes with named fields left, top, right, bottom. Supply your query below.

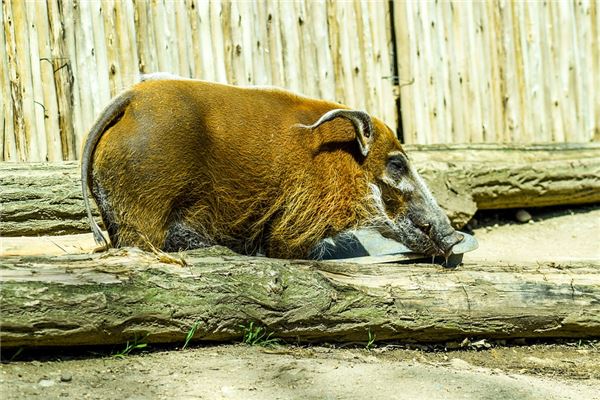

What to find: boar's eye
left=387, top=154, right=408, bottom=177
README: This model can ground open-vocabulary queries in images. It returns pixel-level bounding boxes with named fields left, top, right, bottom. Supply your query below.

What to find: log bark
left=409, top=143, right=600, bottom=211
left=1, top=248, right=599, bottom=348
left=0, top=162, right=91, bottom=236
left=1, top=144, right=599, bottom=236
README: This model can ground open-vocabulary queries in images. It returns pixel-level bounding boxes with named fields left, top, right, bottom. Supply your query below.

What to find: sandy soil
left=466, top=205, right=600, bottom=264
left=1, top=205, right=599, bottom=399
left=2, top=343, right=600, bottom=400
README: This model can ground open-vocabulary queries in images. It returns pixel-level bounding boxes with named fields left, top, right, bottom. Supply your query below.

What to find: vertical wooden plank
left=102, top=0, right=122, bottom=95
left=193, top=0, right=215, bottom=81
left=464, top=3, right=484, bottom=142
left=225, top=0, right=239, bottom=84
left=414, top=2, right=433, bottom=143
left=592, top=0, right=600, bottom=141
left=346, top=0, right=363, bottom=108
left=393, top=0, right=417, bottom=144
left=574, top=0, right=594, bottom=142
left=265, top=0, right=285, bottom=87
left=206, top=1, right=226, bottom=83
left=521, top=3, right=547, bottom=143
left=175, top=0, right=193, bottom=77
left=326, top=0, right=345, bottom=104
left=47, top=0, right=77, bottom=160
left=1, top=0, right=17, bottom=161
left=237, top=0, right=255, bottom=85
left=411, top=2, right=431, bottom=144
left=424, top=1, right=449, bottom=144
left=486, top=1, right=506, bottom=142
left=164, top=0, right=182, bottom=75
left=499, top=1, right=521, bottom=142
left=354, top=0, right=374, bottom=113
left=472, top=2, right=495, bottom=143
left=218, top=0, right=236, bottom=84
left=568, top=1, right=586, bottom=143
left=31, top=0, right=62, bottom=160
left=297, top=1, right=314, bottom=96
left=537, top=1, right=562, bottom=143
left=25, top=1, right=50, bottom=160
left=186, top=0, right=202, bottom=79
left=91, top=1, right=111, bottom=112
left=134, top=0, right=158, bottom=74
left=546, top=1, right=565, bottom=142
left=278, top=1, right=301, bottom=92
left=115, top=0, right=139, bottom=88
left=333, top=1, right=357, bottom=107
left=106, top=0, right=138, bottom=90
left=252, top=1, right=270, bottom=86
left=60, top=0, right=84, bottom=157
left=449, top=2, right=470, bottom=143
left=512, top=1, right=531, bottom=143
left=10, top=0, right=40, bottom=160
left=151, top=0, right=173, bottom=73
left=307, top=0, right=334, bottom=100
left=366, top=0, right=395, bottom=127
left=73, top=0, right=99, bottom=149
left=551, top=1, right=576, bottom=143
left=0, top=0, right=6, bottom=160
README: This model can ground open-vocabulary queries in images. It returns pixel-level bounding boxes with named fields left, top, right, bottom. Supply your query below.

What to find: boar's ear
left=303, top=109, right=374, bottom=156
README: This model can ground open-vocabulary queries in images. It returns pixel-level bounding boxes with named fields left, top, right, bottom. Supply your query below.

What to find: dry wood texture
left=1, top=144, right=598, bottom=237
left=1, top=247, right=599, bottom=348
left=2, top=1, right=599, bottom=161
left=1, top=0, right=396, bottom=161
left=393, top=1, right=599, bottom=145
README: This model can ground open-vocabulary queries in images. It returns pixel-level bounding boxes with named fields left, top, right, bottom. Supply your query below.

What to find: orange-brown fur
left=85, top=78, right=405, bottom=259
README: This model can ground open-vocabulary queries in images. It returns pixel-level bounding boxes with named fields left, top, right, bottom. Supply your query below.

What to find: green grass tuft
left=240, top=322, right=280, bottom=347
left=366, top=328, right=376, bottom=350
left=182, top=321, right=201, bottom=350
left=113, top=335, right=149, bottom=359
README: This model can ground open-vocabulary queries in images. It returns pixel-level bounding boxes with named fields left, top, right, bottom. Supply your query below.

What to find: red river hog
left=82, top=75, right=463, bottom=259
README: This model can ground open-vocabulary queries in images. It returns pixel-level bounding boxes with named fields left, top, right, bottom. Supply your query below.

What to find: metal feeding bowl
left=311, top=229, right=478, bottom=268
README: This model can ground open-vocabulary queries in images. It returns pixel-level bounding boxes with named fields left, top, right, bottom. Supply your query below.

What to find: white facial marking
left=368, top=183, right=395, bottom=226
left=382, top=173, right=414, bottom=195
left=387, top=151, right=405, bottom=158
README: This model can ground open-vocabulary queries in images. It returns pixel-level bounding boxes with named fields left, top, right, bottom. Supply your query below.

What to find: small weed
left=240, top=322, right=279, bottom=347
left=182, top=321, right=201, bottom=350
left=366, top=329, right=376, bottom=350
left=113, top=335, right=148, bottom=359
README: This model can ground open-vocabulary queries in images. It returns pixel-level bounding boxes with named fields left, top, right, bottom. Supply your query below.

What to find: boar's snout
left=375, top=161, right=465, bottom=257
left=373, top=151, right=467, bottom=257
left=434, top=225, right=464, bottom=256
left=409, top=210, right=464, bottom=256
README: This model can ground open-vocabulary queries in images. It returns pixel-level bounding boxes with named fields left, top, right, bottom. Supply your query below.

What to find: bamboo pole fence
left=1, top=1, right=598, bottom=162
left=393, top=0, right=600, bottom=144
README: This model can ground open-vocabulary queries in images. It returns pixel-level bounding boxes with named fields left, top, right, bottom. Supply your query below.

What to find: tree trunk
left=1, top=144, right=599, bottom=236
left=1, top=248, right=599, bottom=348
left=410, top=143, right=600, bottom=211
left=0, top=162, right=91, bottom=236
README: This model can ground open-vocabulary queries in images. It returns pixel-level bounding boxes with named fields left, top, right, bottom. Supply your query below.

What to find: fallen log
left=1, top=144, right=599, bottom=236
left=0, top=162, right=90, bottom=236
left=410, top=143, right=600, bottom=210
left=1, top=248, right=599, bottom=348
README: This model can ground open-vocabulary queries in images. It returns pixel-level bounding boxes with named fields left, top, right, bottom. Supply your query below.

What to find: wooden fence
left=1, top=0, right=598, bottom=162
left=394, top=0, right=600, bottom=145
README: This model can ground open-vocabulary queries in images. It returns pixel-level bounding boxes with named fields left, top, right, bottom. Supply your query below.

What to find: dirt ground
left=1, top=205, right=599, bottom=399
